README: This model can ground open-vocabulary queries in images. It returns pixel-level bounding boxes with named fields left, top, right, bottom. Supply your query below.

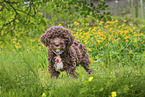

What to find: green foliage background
left=0, top=0, right=145, bottom=97
left=0, top=0, right=111, bottom=41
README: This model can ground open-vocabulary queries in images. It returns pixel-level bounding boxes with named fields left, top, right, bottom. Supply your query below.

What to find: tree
left=0, top=0, right=111, bottom=41
left=0, top=0, right=47, bottom=40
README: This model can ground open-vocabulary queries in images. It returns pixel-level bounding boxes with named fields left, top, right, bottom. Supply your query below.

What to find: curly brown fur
left=40, top=26, right=94, bottom=78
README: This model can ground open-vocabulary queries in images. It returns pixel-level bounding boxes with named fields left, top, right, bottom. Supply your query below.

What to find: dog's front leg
left=48, top=63, right=60, bottom=78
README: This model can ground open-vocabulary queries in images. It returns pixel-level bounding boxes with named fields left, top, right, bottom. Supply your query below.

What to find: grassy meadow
left=0, top=20, right=145, bottom=97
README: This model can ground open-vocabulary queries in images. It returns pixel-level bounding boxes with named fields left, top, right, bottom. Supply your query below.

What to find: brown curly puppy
left=40, top=26, right=94, bottom=78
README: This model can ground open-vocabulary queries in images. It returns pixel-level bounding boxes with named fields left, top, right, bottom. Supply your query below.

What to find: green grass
left=0, top=49, right=145, bottom=97
left=0, top=20, right=145, bottom=97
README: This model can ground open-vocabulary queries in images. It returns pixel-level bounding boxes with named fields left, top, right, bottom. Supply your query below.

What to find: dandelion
left=71, top=31, right=73, bottom=33
left=120, top=47, right=124, bottom=50
left=115, top=20, right=119, bottom=23
left=88, top=77, right=93, bottom=81
left=95, top=55, right=98, bottom=59
left=102, top=62, right=104, bottom=66
left=129, top=50, right=132, bottom=54
left=86, top=23, right=89, bottom=25
left=42, top=93, right=46, bottom=97
left=89, top=58, right=93, bottom=64
left=15, top=45, right=21, bottom=50
left=42, top=44, right=46, bottom=48
left=133, top=27, right=136, bottom=30
left=58, top=24, right=62, bottom=26
left=99, top=21, right=103, bottom=25
left=111, top=91, right=117, bottom=97
left=31, top=39, right=35, bottom=42
left=134, top=39, right=137, bottom=42
left=125, top=40, right=129, bottom=42
left=124, top=36, right=130, bottom=40
left=1, top=30, right=3, bottom=35
left=87, top=48, right=92, bottom=52
left=140, top=33, right=144, bottom=36
left=74, top=22, right=79, bottom=25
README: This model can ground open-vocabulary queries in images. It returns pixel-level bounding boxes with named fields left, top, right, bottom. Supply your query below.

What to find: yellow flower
left=31, top=39, right=35, bottom=42
left=120, top=47, right=124, bottom=50
left=125, top=40, right=129, bottom=42
left=124, top=36, right=130, bottom=40
left=129, top=50, right=132, bottom=54
left=15, top=45, right=21, bottom=50
left=111, top=91, right=117, bottom=97
left=87, top=48, right=92, bottom=52
left=117, top=38, right=121, bottom=41
left=96, top=39, right=102, bottom=44
left=42, top=93, right=46, bottom=97
left=133, top=27, right=136, bottom=30
left=134, top=39, right=137, bottom=42
left=95, top=55, right=98, bottom=59
left=74, top=22, right=79, bottom=25
left=88, top=77, right=93, bottom=81
left=58, top=24, right=62, bottom=26
left=86, top=23, right=89, bottom=25
left=99, top=21, right=103, bottom=25
left=102, top=62, right=104, bottom=66
left=1, top=30, right=4, bottom=35
left=42, top=44, right=46, bottom=48
left=140, top=33, right=144, bottom=36
left=89, top=58, right=93, bottom=64
left=109, top=28, right=113, bottom=32
left=115, top=20, right=119, bottom=23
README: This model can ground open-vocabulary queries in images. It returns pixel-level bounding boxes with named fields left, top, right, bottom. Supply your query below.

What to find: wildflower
left=89, top=58, right=93, bottom=64
left=140, top=33, right=144, bottom=36
left=58, top=24, right=62, bottom=26
left=124, top=36, right=130, bottom=40
left=133, top=27, right=136, bottom=30
left=134, top=39, right=137, bottom=42
left=129, top=50, right=132, bottom=54
left=102, top=62, right=104, bottom=66
left=86, top=23, right=89, bottom=25
left=42, top=44, right=46, bottom=48
left=115, top=20, right=119, bottom=23
left=120, top=47, right=124, bottom=50
left=42, top=93, right=46, bottom=97
left=87, top=48, right=92, bottom=52
left=95, top=55, right=98, bottom=59
left=1, top=30, right=3, bottom=35
left=88, top=77, right=93, bottom=81
left=15, top=45, right=21, bottom=50
left=31, top=39, right=35, bottom=42
left=99, top=21, right=103, bottom=25
left=74, top=22, right=79, bottom=25
left=125, top=40, right=129, bottom=42
left=111, top=91, right=117, bottom=97
left=96, top=39, right=102, bottom=44
left=109, top=28, right=113, bottom=32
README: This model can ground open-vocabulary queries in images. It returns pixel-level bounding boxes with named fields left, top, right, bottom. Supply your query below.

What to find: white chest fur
left=54, top=55, right=63, bottom=71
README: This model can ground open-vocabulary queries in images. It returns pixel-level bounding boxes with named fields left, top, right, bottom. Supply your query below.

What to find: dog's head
left=40, top=26, right=74, bottom=54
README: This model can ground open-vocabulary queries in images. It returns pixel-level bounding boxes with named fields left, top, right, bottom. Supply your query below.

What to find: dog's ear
left=40, top=33, right=50, bottom=46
